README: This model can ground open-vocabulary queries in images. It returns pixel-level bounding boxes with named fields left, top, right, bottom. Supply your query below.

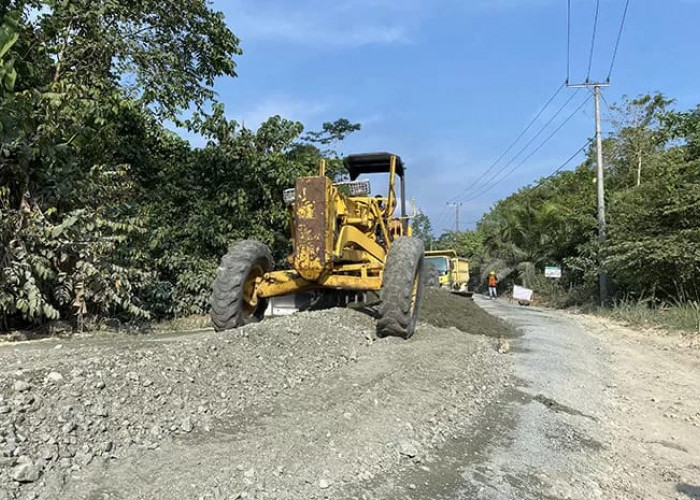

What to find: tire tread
left=210, top=240, right=273, bottom=331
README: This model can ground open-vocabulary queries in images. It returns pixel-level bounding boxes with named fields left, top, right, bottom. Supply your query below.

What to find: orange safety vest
left=488, top=275, right=498, bottom=287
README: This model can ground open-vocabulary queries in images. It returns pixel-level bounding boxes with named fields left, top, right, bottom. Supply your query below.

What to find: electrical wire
left=457, top=94, right=593, bottom=203
left=432, top=205, right=451, bottom=233
left=598, top=88, right=615, bottom=121
left=607, top=0, right=631, bottom=81
left=436, top=0, right=630, bottom=230
left=444, top=82, right=566, bottom=205
left=440, top=141, right=591, bottom=234
left=586, top=0, right=601, bottom=81
left=532, top=140, right=592, bottom=190
left=454, top=89, right=581, bottom=202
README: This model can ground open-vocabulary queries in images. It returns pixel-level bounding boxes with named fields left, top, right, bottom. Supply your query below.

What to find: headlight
left=335, top=179, right=371, bottom=196
left=282, top=179, right=371, bottom=205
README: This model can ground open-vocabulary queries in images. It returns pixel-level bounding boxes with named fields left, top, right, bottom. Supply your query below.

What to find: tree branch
left=53, top=17, right=74, bottom=83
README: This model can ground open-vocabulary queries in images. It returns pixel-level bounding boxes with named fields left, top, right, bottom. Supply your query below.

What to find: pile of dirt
left=0, top=305, right=511, bottom=500
left=420, top=288, right=517, bottom=339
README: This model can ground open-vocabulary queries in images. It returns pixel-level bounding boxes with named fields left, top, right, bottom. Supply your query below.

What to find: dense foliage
left=3, top=1, right=697, bottom=330
left=0, top=4, right=358, bottom=331
left=415, top=94, right=699, bottom=307
left=475, top=94, right=700, bottom=305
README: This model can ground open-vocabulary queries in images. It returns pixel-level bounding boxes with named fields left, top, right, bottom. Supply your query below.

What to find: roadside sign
left=545, top=266, right=562, bottom=279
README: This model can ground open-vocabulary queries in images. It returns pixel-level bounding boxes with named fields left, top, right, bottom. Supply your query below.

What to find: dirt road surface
left=469, top=298, right=699, bottom=500
left=1, top=290, right=698, bottom=499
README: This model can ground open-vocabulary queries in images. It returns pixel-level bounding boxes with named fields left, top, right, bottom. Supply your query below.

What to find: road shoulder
left=574, top=313, right=700, bottom=499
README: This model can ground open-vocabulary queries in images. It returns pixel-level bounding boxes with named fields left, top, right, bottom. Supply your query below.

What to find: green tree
left=13, top=0, right=240, bottom=116
left=610, top=94, right=672, bottom=187
left=436, top=230, right=484, bottom=261
left=606, top=151, right=700, bottom=300
left=477, top=94, right=700, bottom=306
left=412, top=212, right=434, bottom=249
left=302, top=118, right=362, bottom=179
left=304, top=118, right=362, bottom=147
left=0, top=11, right=18, bottom=96
left=0, top=1, right=241, bottom=329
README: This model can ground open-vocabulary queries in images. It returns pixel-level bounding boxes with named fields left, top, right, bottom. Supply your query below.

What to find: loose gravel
left=0, top=291, right=511, bottom=500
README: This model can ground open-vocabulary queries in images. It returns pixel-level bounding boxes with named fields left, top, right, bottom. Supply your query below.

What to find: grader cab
left=210, top=153, right=426, bottom=338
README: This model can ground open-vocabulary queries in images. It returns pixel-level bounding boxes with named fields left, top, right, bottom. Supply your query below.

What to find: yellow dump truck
left=424, top=250, right=472, bottom=296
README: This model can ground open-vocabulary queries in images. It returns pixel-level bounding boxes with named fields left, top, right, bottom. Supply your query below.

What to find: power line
left=445, top=82, right=566, bottom=204
left=512, top=95, right=592, bottom=172
left=567, top=0, right=572, bottom=83
left=458, top=94, right=593, bottom=203
left=454, top=90, right=581, bottom=201
left=532, top=140, right=592, bottom=190
left=459, top=99, right=589, bottom=203
left=432, top=205, right=451, bottom=232
left=586, top=0, right=601, bottom=81
left=565, top=0, right=632, bottom=305
left=607, top=0, right=632, bottom=81
left=454, top=89, right=582, bottom=202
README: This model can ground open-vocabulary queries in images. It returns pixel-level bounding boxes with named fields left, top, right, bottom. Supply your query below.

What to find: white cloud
left=217, top=0, right=424, bottom=47
left=215, top=0, right=560, bottom=48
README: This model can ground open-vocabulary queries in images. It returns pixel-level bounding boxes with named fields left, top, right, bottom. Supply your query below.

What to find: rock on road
left=1, top=290, right=698, bottom=500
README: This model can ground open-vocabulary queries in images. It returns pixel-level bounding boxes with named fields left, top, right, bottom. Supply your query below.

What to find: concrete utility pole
left=569, top=81, right=609, bottom=305
left=593, top=85, right=609, bottom=305
left=447, top=202, right=463, bottom=233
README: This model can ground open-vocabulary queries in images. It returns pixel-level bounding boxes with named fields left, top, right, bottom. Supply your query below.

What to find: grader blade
left=292, top=176, right=333, bottom=282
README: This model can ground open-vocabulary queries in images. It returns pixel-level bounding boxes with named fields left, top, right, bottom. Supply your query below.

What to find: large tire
left=377, top=237, right=426, bottom=339
left=210, top=240, right=273, bottom=332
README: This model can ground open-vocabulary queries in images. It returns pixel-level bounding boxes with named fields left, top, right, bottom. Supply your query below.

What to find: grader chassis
left=210, top=153, right=426, bottom=338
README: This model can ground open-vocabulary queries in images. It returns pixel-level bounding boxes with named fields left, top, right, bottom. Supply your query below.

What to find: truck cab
left=425, top=250, right=471, bottom=294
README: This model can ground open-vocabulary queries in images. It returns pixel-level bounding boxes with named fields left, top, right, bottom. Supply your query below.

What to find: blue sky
left=199, top=0, right=700, bottom=234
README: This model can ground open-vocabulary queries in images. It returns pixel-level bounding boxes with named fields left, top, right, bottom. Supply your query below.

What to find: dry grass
left=596, top=300, right=700, bottom=335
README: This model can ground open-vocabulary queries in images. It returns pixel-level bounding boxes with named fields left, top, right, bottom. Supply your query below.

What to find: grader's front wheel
left=210, top=240, right=273, bottom=332
left=377, top=237, right=426, bottom=339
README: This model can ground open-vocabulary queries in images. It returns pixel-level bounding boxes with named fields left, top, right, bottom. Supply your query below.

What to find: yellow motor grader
left=210, top=153, right=426, bottom=338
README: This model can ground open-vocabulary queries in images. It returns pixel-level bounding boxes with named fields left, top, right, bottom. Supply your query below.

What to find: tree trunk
left=636, top=153, right=642, bottom=187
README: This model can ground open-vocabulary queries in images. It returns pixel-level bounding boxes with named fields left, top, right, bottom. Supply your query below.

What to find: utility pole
left=569, top=81, right=609, bottom=305
left=593, top=85, right=608, bottom=305
left=447, top=202, right=463, bottom=233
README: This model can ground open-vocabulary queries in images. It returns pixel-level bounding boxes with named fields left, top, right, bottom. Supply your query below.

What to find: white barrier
left=512, top=285, right=533, bottom=303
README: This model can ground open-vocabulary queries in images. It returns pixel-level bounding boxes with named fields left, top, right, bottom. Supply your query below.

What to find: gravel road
left=1, top=291, right=698, bottom=500
left=0, top=291, right=511, bottom=500
left=350, top=296, right=699, bottom=500
left=448, top=297, right=700, bottom=500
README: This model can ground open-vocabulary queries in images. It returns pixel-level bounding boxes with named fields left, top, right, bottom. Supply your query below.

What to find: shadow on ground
left=678, top=483, right=700, bottom=500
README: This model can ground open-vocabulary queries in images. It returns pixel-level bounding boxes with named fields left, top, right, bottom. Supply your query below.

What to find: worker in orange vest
left=488, top=271, right=498, bottom=300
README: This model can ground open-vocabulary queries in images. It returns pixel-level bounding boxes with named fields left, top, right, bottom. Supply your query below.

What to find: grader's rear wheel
left=377, top=237, right=426, bottom=339
left=210, top=240, right=273, bottom=332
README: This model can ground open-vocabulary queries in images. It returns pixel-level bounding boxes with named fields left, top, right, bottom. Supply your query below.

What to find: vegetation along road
left=2, top=290, right=698, bottom=499
left=2, top=2, right=699, bottom=499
